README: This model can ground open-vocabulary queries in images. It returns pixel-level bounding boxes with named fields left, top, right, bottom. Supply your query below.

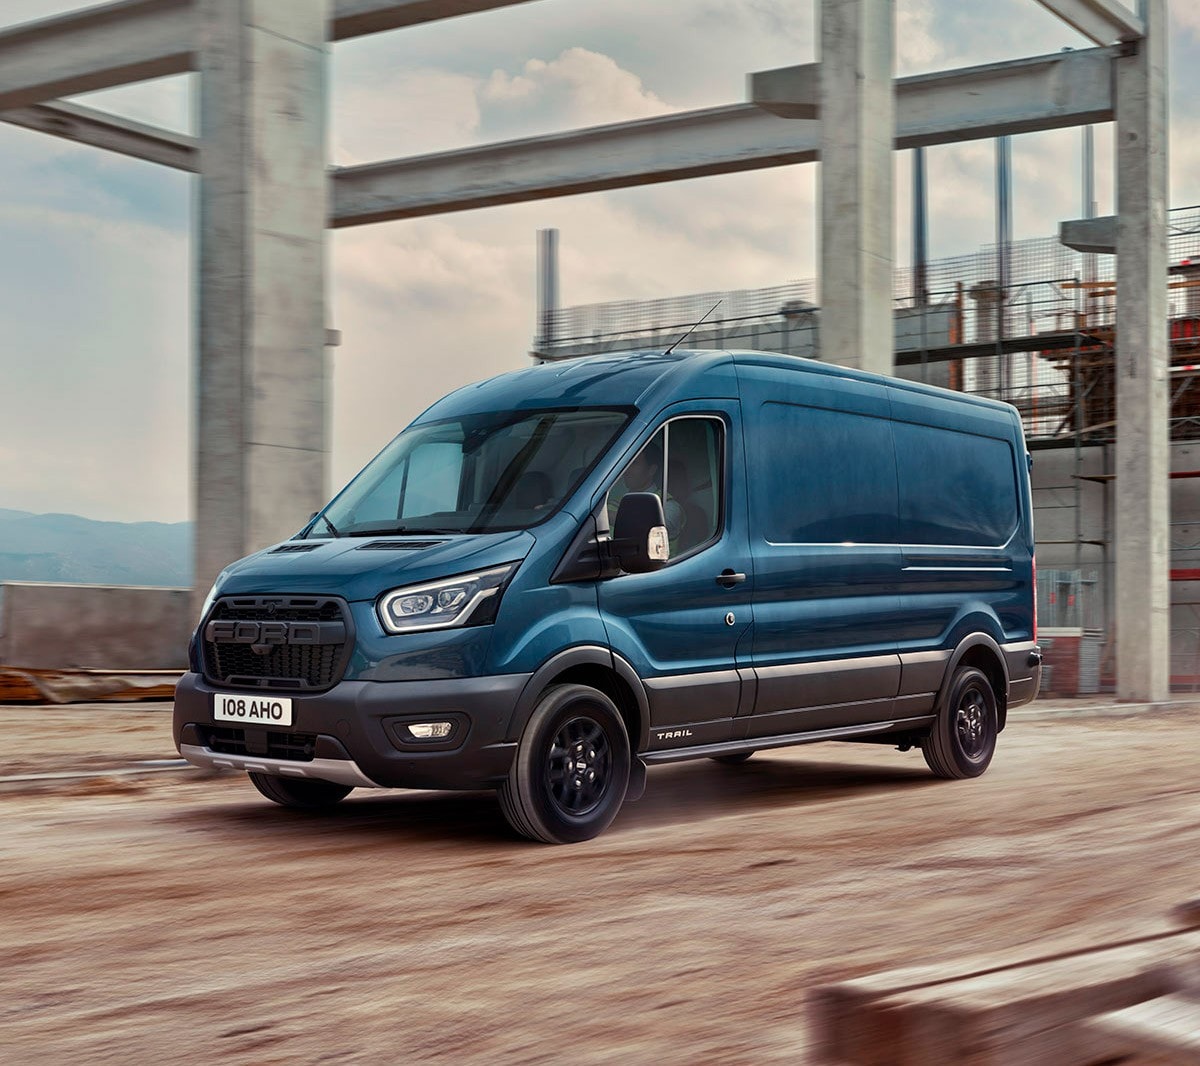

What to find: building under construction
left=534, top=207, right=1200, bottom=695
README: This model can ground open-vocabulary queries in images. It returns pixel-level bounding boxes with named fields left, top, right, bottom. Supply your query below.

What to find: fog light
left=407, top=721, right=453, bottom=740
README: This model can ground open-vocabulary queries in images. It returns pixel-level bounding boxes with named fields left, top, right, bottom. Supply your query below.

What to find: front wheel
left=498, top=684, right=631, bottom=844
left=249, top=772, right=353, bottom=810
left=922, top=665, right=998, bottom=779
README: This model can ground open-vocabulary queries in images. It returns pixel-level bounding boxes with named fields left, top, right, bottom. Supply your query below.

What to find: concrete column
left=818, top=0, right=895, bottom=375
left=1115, top=0, right=1169, bottom=701
left=535, top=227, right=559, bottom=353
left=194, top=0, right=329, bottom=597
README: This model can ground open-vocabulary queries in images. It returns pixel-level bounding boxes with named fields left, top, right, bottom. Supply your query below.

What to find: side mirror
left=612, top=492, right=670, bottom=573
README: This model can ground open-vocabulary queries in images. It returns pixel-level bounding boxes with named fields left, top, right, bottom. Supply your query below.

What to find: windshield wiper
left=318, top=514, right=340, bottom=538
left=344, top=525, right=463, bottom=537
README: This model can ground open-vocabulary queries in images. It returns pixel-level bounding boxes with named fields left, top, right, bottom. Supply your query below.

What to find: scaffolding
left=539, top=206, right=1200, bottom=450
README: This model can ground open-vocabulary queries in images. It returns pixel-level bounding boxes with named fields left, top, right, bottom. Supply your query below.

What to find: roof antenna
left=664, top=299, right=722, bottom=355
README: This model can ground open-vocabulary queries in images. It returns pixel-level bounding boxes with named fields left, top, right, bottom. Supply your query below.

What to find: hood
left=215, top=529, right=536, bottom=602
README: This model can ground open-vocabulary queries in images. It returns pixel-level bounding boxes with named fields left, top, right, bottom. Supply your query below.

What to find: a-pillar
left=818, top=0, right=895, bottom=375
left=194, top=0, right=329, bottom=599
left=1115, top=0, right=1169, bottom=702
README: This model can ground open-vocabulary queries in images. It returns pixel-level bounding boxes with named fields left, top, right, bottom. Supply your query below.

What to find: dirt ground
left=1, top=701, right=1198, bottom=1063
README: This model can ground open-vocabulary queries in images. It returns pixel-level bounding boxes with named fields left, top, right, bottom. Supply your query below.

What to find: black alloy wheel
left=922, top=665, right=998, bottom=779
left=499, top=684, right=631, bottom=844
left=547, top=715, right=613, bottom=816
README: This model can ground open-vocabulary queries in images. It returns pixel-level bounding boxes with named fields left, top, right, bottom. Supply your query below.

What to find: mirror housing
left=612, top=492, right=670, bottom=573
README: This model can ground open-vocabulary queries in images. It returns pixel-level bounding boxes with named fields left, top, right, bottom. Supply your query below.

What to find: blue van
left=174, top=350, right=1040, bottom=843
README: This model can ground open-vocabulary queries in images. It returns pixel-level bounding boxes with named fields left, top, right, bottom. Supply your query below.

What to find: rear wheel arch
left=940, top=634, right=1009, bottom=731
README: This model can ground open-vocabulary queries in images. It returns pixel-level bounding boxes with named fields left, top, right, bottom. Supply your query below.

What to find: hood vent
left=271, top=543, right=322, bottom=554
left=355, top=539, right=446, bottom=551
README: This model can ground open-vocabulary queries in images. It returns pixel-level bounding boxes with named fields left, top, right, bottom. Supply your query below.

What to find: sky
left=1, top=0, right=1199, bottom=524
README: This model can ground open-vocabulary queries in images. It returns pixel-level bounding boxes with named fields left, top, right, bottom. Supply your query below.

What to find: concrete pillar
left=194, top=0, right=329, bottom=598
left=1115, top=0, right=1169, bottom=702
left=535, top=227, right=559, bottom=353
left=818, top=0, right=895, bottom=375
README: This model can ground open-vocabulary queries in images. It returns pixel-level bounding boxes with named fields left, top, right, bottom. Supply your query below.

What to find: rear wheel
left=922, top=665, right=998, bottom=779
left=249, top=772, right=353, bottom=810
left=498, top=684, right=631, bottom=844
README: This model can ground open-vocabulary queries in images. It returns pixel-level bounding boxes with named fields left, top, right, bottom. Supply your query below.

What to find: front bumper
left=173, top=671, right=531, bottom=790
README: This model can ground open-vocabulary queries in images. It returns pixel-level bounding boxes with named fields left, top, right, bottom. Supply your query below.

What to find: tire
left=248, top=771, right=353, bottom=810
left=710, top=752, right=753, bottom=765
left=922, top=665, right=998, bottom=779
left=498, top=684, right=631, bottom=844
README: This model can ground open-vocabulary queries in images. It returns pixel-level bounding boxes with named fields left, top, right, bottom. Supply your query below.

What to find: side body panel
left=736, top=360, right=905, bottom=735
left=885, top=384, right=1038, bottom=705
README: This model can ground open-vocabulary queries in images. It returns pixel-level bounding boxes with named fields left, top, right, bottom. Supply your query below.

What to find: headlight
left=378, top=563, right=518, bottom=634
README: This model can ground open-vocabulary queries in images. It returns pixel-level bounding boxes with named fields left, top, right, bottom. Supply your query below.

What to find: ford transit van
left=174, top=350, right=1041, bottom=843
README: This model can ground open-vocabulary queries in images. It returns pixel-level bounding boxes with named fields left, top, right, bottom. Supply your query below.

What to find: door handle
left=716, top=569, right=746, bottom=588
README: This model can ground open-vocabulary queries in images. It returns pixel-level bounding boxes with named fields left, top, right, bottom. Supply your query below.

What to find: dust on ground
left=1, top=702, right=1198, bottom=1062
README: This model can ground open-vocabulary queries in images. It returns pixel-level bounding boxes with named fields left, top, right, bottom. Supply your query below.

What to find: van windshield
left=315, top=408, right=631, bottom=536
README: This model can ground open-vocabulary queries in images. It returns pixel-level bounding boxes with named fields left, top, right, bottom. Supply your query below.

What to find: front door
left=597, top=403, right=754, bottom=752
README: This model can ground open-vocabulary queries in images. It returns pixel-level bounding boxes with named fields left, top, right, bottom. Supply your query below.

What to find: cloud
left=1176, top=4, right=1200, bottom=40
left=332, top=68, right=481, bottom=164
left=480, top=47, right=673, bottom=133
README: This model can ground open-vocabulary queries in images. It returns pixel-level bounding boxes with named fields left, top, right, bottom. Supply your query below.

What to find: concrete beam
left=819, top=0, right=895, bottom=377
left=330, top=0, right=542, bottom=39
left=332, top=47, right=1116, bottom=227
left=1060, top=213, right=1117, bottom=254
left=1034, top=0, right=1144, bottom=45
left=749, top=62, right=820, bottom=120
left=0, top=101, right=198, bottom=171
left=0, top=0, right=537, bottom=115
left=0, top=0, right=194, bottom=111
left=1114, top=0, right=1169, bottom=702
left=753, top=47, right=1115, bottom=143
left=194, top=0, right=330, bottom=595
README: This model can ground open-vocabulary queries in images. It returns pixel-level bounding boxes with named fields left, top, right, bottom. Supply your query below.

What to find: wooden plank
left=809, top=930, right=1200, bottom=1065
left=0, top=667, right=179, bottom=703
left=1088, top=994, right=1200, bottom=1062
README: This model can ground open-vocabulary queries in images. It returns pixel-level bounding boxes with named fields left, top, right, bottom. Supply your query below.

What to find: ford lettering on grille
left=205, top=620, right=345, bottom=647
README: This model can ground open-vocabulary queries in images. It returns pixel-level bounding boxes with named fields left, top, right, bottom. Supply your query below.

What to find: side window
left=893, top=423, right=1017, bottom=546
left=751, top=402, right=898, bottom=544
left=606, top=417, right=723, bottom=559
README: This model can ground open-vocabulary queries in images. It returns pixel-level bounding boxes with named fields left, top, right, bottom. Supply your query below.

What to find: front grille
left=201, top=725, right=317, bottom=761
left=202, top=595, right=350, bottom=691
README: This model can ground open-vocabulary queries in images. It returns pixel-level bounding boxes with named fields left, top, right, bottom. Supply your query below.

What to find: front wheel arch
left=508, top=645, right=649, bottom=750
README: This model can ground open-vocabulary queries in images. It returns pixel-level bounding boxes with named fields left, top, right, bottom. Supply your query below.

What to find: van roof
left=415, top=350, right=732, bottom=422
left=414, top=348, right=1018, bottom=422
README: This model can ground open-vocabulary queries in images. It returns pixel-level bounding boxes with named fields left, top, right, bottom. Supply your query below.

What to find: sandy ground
left=1, top=701, right=1198, bottom=1063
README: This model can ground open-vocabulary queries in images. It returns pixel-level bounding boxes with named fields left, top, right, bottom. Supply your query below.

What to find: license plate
left=213, top=693, right=293, bottom=727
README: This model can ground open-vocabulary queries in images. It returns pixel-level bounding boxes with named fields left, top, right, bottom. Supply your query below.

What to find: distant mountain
left=0, top=509, right=192, bottom=587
